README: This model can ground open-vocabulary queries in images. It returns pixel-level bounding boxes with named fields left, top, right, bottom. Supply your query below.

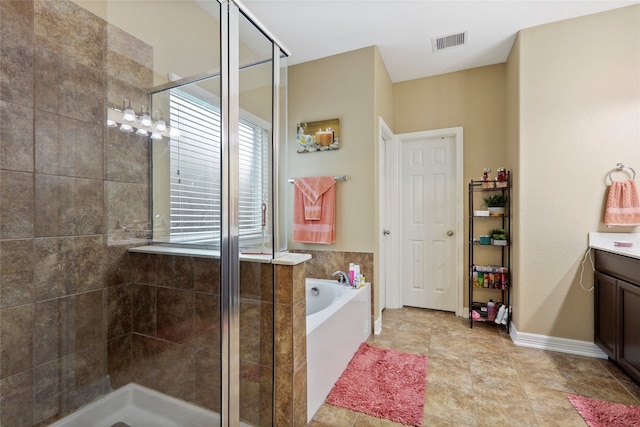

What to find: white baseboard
left=509, top=322, right=608, bottom=359
left=374, top=315, right=382, bottom=335
left=456, top=312, right=607, bottom=359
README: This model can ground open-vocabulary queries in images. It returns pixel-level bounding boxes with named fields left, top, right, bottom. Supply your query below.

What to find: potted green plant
left=489, top=228, right=507, bottom=245
left=483, top=194, right=507, bottom=216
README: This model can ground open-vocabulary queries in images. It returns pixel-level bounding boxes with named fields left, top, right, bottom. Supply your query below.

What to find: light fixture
left=122, top=98, right=135, bottom=122
left=105, top=98, right=178, bottom=140
left=140, top=105, right=152, bottom=127
left=155, top=111, right=167, bottom=133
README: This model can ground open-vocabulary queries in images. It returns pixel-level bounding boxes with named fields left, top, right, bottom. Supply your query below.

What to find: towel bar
left=608, top=163, right=636, bottom=183
left=288, top=175, right=348, bottom=184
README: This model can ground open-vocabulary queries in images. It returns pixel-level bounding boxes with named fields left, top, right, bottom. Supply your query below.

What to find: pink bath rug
left=326, top=342, right=427, bottom=426
left=568, top=394, right=640, bottom=427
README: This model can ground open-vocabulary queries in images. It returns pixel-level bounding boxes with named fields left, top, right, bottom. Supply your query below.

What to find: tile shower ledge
left=128, top=245, right=311, bottom=265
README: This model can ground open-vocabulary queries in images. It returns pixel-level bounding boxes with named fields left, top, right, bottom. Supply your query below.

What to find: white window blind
left=167, top=90, right=269, bottom=245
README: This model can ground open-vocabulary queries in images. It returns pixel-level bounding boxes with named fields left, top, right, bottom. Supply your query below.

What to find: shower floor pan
left=49, top=383, right=249, bottom=427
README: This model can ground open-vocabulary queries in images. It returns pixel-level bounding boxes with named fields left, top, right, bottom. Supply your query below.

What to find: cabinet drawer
left=595, top=250, right=640, bottom=285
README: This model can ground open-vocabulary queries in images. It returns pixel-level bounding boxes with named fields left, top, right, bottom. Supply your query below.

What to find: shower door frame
left=148, top=1, right=288, bottom=425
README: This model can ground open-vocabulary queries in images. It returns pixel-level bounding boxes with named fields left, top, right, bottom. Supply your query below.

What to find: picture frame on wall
left=296, top=118, right=340, bottom=153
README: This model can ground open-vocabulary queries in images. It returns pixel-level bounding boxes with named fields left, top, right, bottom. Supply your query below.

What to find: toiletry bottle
left=487, top=299, right=496, bottom=321
left=348, top=263, right=355, bottom=286
left=495, top=304, right=506, bottom=324
left=500, top=306, right=509, bottom=325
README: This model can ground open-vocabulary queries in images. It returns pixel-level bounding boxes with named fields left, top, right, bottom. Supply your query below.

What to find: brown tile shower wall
left=292, top=249, right=375, bottom=334
left=274, top=263, right=307, bottom=427
left=272, top=254, right=373, bottom=427
left=110, top=254, right=274, bottom=426
left=294, top=250, right=374, bottom=286
left=3, top=2, right=278, bottom=426
left=0, top=1, right=152, bottom=425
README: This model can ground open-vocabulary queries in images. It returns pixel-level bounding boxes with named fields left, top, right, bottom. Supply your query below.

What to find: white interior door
left=376, top=118, right=397, bottom=333
left=401, top=135, right=457, bottom=311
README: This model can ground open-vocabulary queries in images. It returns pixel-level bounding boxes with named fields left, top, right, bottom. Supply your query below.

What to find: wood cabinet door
left=618, top=280, right=640, bottom=382
left=594, top=272, right=617, bottom=358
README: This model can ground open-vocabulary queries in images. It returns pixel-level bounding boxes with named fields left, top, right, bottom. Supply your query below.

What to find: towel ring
left=607, top=163, right=636, bottom=183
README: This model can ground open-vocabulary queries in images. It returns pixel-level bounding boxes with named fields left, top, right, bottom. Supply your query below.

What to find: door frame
left=376, top=117, right=396, bottom=333
left=383, top=126, right=464, bottom=317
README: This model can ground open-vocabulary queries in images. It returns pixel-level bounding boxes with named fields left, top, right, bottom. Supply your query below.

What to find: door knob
left=383, top=230, right=391, bottom=235
left=447, top=230, right=454, bottom=236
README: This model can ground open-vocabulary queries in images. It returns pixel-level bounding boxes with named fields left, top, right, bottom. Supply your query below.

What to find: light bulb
left=136, top=127, right=148, bottom=136
left=150, top=132, right=163, bottom=140
left=156, top=119, right=167, bottom=133
left=122, top=107, right=135, bottom=122
left=106, top=119, right=117, bottom=128
left=119, top=123, right=133, bottom=133
left=141, top=112, right=151, bottom=127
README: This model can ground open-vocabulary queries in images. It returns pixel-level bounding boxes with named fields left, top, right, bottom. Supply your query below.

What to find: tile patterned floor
left=307, top=307, right=640, bottom=426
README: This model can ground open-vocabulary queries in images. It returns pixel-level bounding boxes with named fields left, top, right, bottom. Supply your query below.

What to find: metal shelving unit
left=468, top=171, right=511, bottom=330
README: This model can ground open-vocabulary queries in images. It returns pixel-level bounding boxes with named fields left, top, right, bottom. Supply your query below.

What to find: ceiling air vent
left=432, top=31, right=467, bottom=52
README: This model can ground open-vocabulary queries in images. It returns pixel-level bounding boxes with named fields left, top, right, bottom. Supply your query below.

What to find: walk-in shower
left=0, top=0, right=287, bottom=425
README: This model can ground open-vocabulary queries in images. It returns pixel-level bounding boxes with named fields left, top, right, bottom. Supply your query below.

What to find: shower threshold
left=48, top=383, right=243, bottom=427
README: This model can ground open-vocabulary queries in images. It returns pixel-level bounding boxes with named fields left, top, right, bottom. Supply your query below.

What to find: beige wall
left=288, top=5, right=639, bottom=346
left=394, top=64, right=507, bottom=179
left=505, top=33, right=521, bottom=329
left=287, top=46, right=392, bottom=322
left=511, top=5, right=640, bottom=340
left=374, top=47, right=394, bottom=130
left=287, top=47, right=376, bottom=255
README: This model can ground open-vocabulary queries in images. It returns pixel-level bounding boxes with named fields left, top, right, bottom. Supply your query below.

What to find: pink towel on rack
left=294, top=176, right=336, bottom=220
left=293, top=176, right=336, bottom=244
left=604, top=180, right=640, bottom=227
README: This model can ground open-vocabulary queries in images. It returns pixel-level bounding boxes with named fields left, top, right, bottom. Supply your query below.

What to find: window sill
left=128, top=245, right=311, bottom=265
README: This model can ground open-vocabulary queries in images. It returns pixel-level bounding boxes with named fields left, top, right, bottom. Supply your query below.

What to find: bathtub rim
left=306, top=279, right=369, bottom=335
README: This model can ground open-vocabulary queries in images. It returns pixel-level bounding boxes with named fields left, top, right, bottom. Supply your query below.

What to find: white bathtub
left=306, top=278, right=371, bottom=422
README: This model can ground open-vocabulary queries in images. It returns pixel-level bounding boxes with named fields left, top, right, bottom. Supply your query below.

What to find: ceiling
left=241, top=0, right=639, bottom=82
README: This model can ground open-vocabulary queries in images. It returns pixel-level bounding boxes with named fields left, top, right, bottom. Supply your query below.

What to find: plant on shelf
left=489, top=228, right=507, bottom=245
left=483, top=194, right=507, bottom=216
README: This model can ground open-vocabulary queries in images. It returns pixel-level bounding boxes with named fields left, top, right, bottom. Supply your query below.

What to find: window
left=164, top=89, right=270, bottom=246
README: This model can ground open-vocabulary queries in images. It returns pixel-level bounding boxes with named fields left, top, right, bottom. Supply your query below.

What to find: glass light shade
left=119, top=123, right=133, bottom=133
left=136, top=127, right=148, bottom=136
left=141, top=113, right=152, bottom=127
left=169, top=127, right=181, bottom=137
left=150, top=132, right=163, bottom=140
left=122, top=108, right=135, bottom=122
left=106, top=119, right=117, bottom=128
left=156, top=119, right=167, bottom=133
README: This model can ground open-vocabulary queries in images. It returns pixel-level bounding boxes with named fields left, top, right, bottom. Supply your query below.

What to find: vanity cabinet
left=594, top=249, right=640, bottom=382
left=594, top=271, right=616, bottom=358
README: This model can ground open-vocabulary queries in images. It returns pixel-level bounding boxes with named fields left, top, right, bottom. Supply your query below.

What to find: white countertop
left=589, top=232, right=640, bottom=260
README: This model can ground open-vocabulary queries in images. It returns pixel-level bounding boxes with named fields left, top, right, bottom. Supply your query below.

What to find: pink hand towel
left=293, top=177, right=336, bottom=244
left=294, top=176, right=336, bottom=221
left=604, top=180, right=640, bottom=227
